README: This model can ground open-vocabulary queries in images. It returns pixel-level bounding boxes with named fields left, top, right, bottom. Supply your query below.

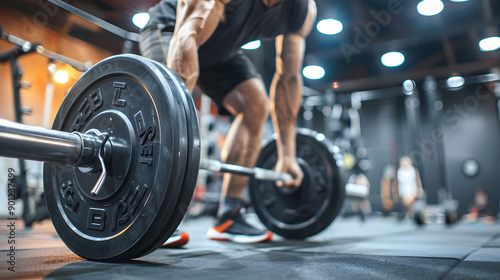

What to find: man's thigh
left=198, top=51, right=260, bottom=115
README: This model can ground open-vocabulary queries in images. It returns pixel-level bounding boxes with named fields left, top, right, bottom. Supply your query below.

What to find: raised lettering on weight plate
left=134, top=111, right=146, bottom=136
left=111, top=183, right=148, bottom=232
left=112, top=82, right=126, bottom=107
left=71, top=89, right=103, bottom=131
left=111, top=201, right=129, bottom=232
left=87, top=208, right=106, bottom=231
left=140, top=125, right=156, bottom=165
left=60, top=180, right=79, bottom=213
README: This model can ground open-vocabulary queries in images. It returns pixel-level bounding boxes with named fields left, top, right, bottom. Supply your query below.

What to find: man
left=139, top=0, right=316, bottom=244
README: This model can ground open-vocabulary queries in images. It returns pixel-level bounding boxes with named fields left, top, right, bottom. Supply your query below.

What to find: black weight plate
left=413, top=199, right=427, bottom=226
left=249, top=128, right=345, bottom=239
left=43, top=54, right=189, bottom=261
left=137, top=60, right=201, bottom=256
left=444, top=209, right=457, bottom=225
left=149, top=62, right=200, bottom=241
left=125, top=59, right=191, bottom=257
left=444, top=200, right=458, bottom=225
left=122, top=58, right=192, bottom=257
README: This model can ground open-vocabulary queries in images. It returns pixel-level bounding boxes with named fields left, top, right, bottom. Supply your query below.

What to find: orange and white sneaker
left=207, top=205, right=273, bottom=243
left=161, top=230, right=189, bottom=248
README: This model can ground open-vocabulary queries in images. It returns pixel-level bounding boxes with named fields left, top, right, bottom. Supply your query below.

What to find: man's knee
left=223, top=79, right=270, bottom=128
left=241, top=93, right=269, bottom=129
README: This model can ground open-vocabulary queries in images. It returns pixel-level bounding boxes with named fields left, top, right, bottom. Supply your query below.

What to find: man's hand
left=275, top=157, right=304, bottom=188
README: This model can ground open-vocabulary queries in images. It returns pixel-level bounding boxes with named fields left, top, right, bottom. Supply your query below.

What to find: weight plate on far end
left=413, top=199, right=427, bottom=226
left=44, top=54, right=189, bottom=261
left=249, top=129, right=345, bottom=239
left=444, top=200, right=458, bottom=225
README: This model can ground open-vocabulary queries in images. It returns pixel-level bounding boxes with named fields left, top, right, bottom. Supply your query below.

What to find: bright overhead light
left=479, top=37, right=500, bottom=52
left=302, top=65, right=325, bottom=80
left=54, top=70, right=69, bottom=84
left=417, top=0, right=444, bottom=16
left=403, top=79, right=416, bottom=95
left=241, top=40, right=261, bottom=50
left=381, top=52, right=405, bottom=67
left=447, top=76, right=465, bottom=89
left=450, top=0, right=468, bottom=2
left=132, top=12, right=150, bottom=29
left=316, top=19, right=343, bottom=35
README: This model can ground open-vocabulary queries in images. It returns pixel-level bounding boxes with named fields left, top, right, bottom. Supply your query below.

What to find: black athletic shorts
left=139, top=25, right=259, bottom=115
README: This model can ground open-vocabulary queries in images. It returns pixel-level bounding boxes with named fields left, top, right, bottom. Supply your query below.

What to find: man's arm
left=270, top=33, right=304, bottom=187
left=270, top=0, right=316, bottom=187
left=167, top=0, right=225, bottom=92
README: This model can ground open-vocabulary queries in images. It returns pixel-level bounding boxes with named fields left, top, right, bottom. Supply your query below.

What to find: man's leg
left=220, top=78, right=269, bottom=200
left=206, top=78, right=273, bottom=243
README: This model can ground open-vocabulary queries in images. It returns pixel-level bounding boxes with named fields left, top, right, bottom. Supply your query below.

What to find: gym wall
left=357, top=82, right=500, bottom=216
left=0, top=6, right=113, bottom=128
left=0, top=5, right=114, bottom=217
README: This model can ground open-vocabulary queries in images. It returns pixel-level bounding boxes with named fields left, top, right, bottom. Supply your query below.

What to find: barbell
left=0, top=54, right=345, bottom=261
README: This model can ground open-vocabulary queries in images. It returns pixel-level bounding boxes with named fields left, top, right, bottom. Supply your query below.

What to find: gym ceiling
left=4, top=0, right=500, bottom=93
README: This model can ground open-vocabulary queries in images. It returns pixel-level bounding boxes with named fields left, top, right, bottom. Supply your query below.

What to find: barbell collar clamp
left=86, top=129, right=110, bottom=196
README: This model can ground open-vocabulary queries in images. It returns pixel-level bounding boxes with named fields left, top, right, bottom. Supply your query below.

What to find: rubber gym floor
left=1, top=214, right=499, bottom=280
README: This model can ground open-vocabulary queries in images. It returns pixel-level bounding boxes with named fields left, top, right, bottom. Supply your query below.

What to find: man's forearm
left=166, top=0, right=222, bottom=92
left=270, top=74, right=302, bottom=159
left=167, top=31, right=200, bottom=92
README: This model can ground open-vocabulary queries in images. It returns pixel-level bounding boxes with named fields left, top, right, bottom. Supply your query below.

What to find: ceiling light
left=403, top=79, right=415, bottom=95
left=241, top=40, right=261, bottom=50
left=316, top=19, right=343, bottom=35
left=132, top=12, right=150, bottom=29
left=302, top=65, right=325, bottom=80
left=417, top=0, right=444, bottom=16
left=479, top=36, right=500, bottom=52
left=381, top=52, right=405, bottom=67
left=447, top=76, right=465, bottom=89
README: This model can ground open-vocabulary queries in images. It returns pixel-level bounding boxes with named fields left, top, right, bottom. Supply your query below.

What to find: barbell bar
left=0, top=118, right=294, bottom=196
left=199, top=158, right=293, bottom=182
left=0, top=119, right=105, bottom=167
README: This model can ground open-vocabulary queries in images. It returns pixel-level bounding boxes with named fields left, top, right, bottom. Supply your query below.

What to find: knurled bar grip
left=199, top=158, right=294, bottom=182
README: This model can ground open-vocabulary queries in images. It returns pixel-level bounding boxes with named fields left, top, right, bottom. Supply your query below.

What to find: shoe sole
left=161, top=232, right=189, bottom=248
left=207, top=228, right=273, bottom=243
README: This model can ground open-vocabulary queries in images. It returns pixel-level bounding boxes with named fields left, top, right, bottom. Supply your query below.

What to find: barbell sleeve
left=199, top=158, right=293, bottom=182
left=0, top=118, right=102, bottom=167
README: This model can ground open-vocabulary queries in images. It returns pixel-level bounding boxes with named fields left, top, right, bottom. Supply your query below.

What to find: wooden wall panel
left=0, top=6, right=113, bottom=127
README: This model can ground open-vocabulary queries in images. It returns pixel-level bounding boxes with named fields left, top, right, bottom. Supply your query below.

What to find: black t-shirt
left=147, top=0, right=309, bottom=65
